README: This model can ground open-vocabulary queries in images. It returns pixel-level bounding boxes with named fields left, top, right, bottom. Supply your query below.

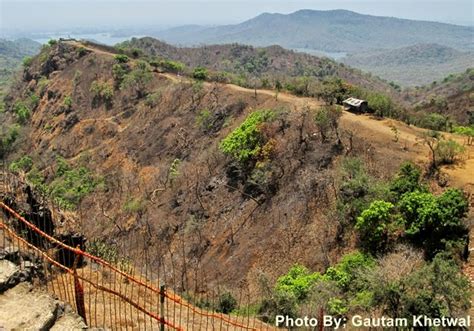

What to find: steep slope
left=342, top=44, right=474, bottom=86
left=155, top=10, right=474, bottom=52
left=2, top=39, right=473, bottom=302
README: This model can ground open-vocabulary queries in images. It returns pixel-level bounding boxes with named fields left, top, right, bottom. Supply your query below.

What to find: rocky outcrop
left=0, top=246, right=87, bottom=330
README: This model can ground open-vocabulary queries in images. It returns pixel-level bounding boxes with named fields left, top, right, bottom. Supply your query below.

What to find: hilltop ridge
left=154, top=9, right=474, bottom=52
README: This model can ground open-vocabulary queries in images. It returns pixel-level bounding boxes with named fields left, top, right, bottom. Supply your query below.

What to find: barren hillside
left=1, top=40, right=473, bottom=324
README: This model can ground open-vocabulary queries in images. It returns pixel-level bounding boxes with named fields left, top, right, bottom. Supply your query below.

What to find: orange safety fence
left=0, top=185, right=271, bottom=330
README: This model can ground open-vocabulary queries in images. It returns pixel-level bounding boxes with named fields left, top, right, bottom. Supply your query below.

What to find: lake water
left=292, top=48, right=347, bottom=60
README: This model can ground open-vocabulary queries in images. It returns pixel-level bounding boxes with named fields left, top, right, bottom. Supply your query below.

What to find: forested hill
left=119, top=37, right=397, bottom=95
left=154, top=9, right=474, bottom=53
left=342, top=44, right=474, bottom=86
left=0, top=38, right=41, bottom=99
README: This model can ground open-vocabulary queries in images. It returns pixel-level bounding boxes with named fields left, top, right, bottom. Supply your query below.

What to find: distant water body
left=292, top=48, right=347, bottom=60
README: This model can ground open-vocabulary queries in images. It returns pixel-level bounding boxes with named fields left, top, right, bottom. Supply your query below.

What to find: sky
left=1, top=0, right=473, bottom=35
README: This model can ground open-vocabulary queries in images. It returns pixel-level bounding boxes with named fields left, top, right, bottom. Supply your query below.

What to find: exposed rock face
left=0, top=260, right=19, bottom=292
left=0, top=282, right=59, bottom=330
left=0, top=247, right=88, bottom=330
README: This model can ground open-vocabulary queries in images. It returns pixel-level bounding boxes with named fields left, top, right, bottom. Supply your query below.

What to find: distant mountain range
left=0, top=38, right=41, bottom=60
left=342, top=44, right=474, bottom=86
left=154, top=10, right=474, bottom=53
left=0, top=38, right=41, bottom=97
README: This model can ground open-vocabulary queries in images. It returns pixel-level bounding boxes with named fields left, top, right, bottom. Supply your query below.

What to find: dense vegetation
left=9, top=155, right=103, bottom=210
left=0, top=38, right=40, bottom=100
left=257, top=160, right=470, bottom=324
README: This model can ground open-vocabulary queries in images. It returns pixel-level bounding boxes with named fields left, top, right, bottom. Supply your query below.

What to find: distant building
left=343, top=97, right=369, bottom=113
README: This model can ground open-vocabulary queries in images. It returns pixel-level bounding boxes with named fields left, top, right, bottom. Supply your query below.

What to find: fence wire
left=0, top=170, right=274, bottom=330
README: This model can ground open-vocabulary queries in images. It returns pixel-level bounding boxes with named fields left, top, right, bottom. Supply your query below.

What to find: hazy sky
left=1, top=0, right=473, bottom=34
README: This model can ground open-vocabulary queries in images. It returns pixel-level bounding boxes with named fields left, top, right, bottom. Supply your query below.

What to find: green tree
left=453, top=125, right=474, bottom=145
left=219, top=109, right=275, bottom=164
left=419, top=113, right=449, bottom=131
left=401, top=255, right=470, bottom=319
left=275, top=264, right=321, bottom=301
left=90, top=80, right=114, bottom=106
left=120, top=60, right=152, bottom=98
left=356, top=201, right=396, bottom=254
left=399, top=189, right=468, bottom=257
left=216, top=292, right=237, bottom=314
left=314, top=105, right=342, bottom=143
left=192, top=66, right=208, bottom=80
left=318, top=78, right=349, bottom=105
left=389, top=162, right=423, bottom=198
left=366, top=93, right=394, bottom=117
left=324, top=251, right=376, bottom=291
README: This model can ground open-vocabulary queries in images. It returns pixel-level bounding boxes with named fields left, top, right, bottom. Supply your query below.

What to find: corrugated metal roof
left=343, top=97, right=367, bottom=107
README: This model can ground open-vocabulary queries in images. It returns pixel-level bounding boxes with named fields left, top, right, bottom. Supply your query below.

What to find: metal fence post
left=160, top=284, right=166, bottom=331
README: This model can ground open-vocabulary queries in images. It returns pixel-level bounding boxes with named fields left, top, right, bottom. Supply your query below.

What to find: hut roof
left=343, top=97, right=367, bottom=107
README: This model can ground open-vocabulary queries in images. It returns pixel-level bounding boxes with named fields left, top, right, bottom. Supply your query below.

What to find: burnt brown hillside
left=404, top=68, right=474, bottom=125
left=119, top=37, right=474, bottom=127
left=2, top=40, right=473, bottom=300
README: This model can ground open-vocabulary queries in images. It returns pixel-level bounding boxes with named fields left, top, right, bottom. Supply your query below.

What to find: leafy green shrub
left=120, top=60, right=152, bottom=97
left=389, top=162, right=423, bottom=198
left=167, top=158, right=181, bottom=183
left=37, top=77, right=50, bottom=96
left=219, top=110, right=275, bottom=164
left=324, top=252, right=376, bottom=291
left=48, top=39, right=57, bottom=46
left=192, top=66, right=208, bottom=80
left=159, top=59, right=185, bottom=73
left=196, top=109, right=212, bottom=131
left=216, top=292, right=237, bottom=314
left=259, top=290, right=299, bottom=322
left=63, top=95, right=73, bottom=111
left=112, top=63, right=129, bottom=87
left=123, top=198, right=145, bottom=213
left=13, top=102, right=31, bottom=124
left=144, top=91, right=162, bottom=108
left=48, top=157, right=103, bottom=209
left=453, top=126, right=474, bottom=145
left=275, top=264, right=321, bottom=301
left=76, top=47, right=87, bottom=57
left=9, top=156, right=33, bottom=173
left=90, top=80, right=114, bottom=105
left=336, top=157, right=389, bottom=221
left=22, top=56, right=33, bottom=67
left=86, top=240, right=132, bottom=272
left=400, top=254, right=470, bottom=320
left=419, top=113, right=449, bottom=131
left=435, top=139, right=465, bottom=165
left=328, top=298, right=348, bottom=315
left=114, top=54, right=129, bottom=63
left=317, top=77, right=350, bottom=104
left=0, top=124, right=20, bottom=159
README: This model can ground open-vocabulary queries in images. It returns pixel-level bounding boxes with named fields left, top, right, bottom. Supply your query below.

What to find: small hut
left=343, top=97, right=369, bottom=113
